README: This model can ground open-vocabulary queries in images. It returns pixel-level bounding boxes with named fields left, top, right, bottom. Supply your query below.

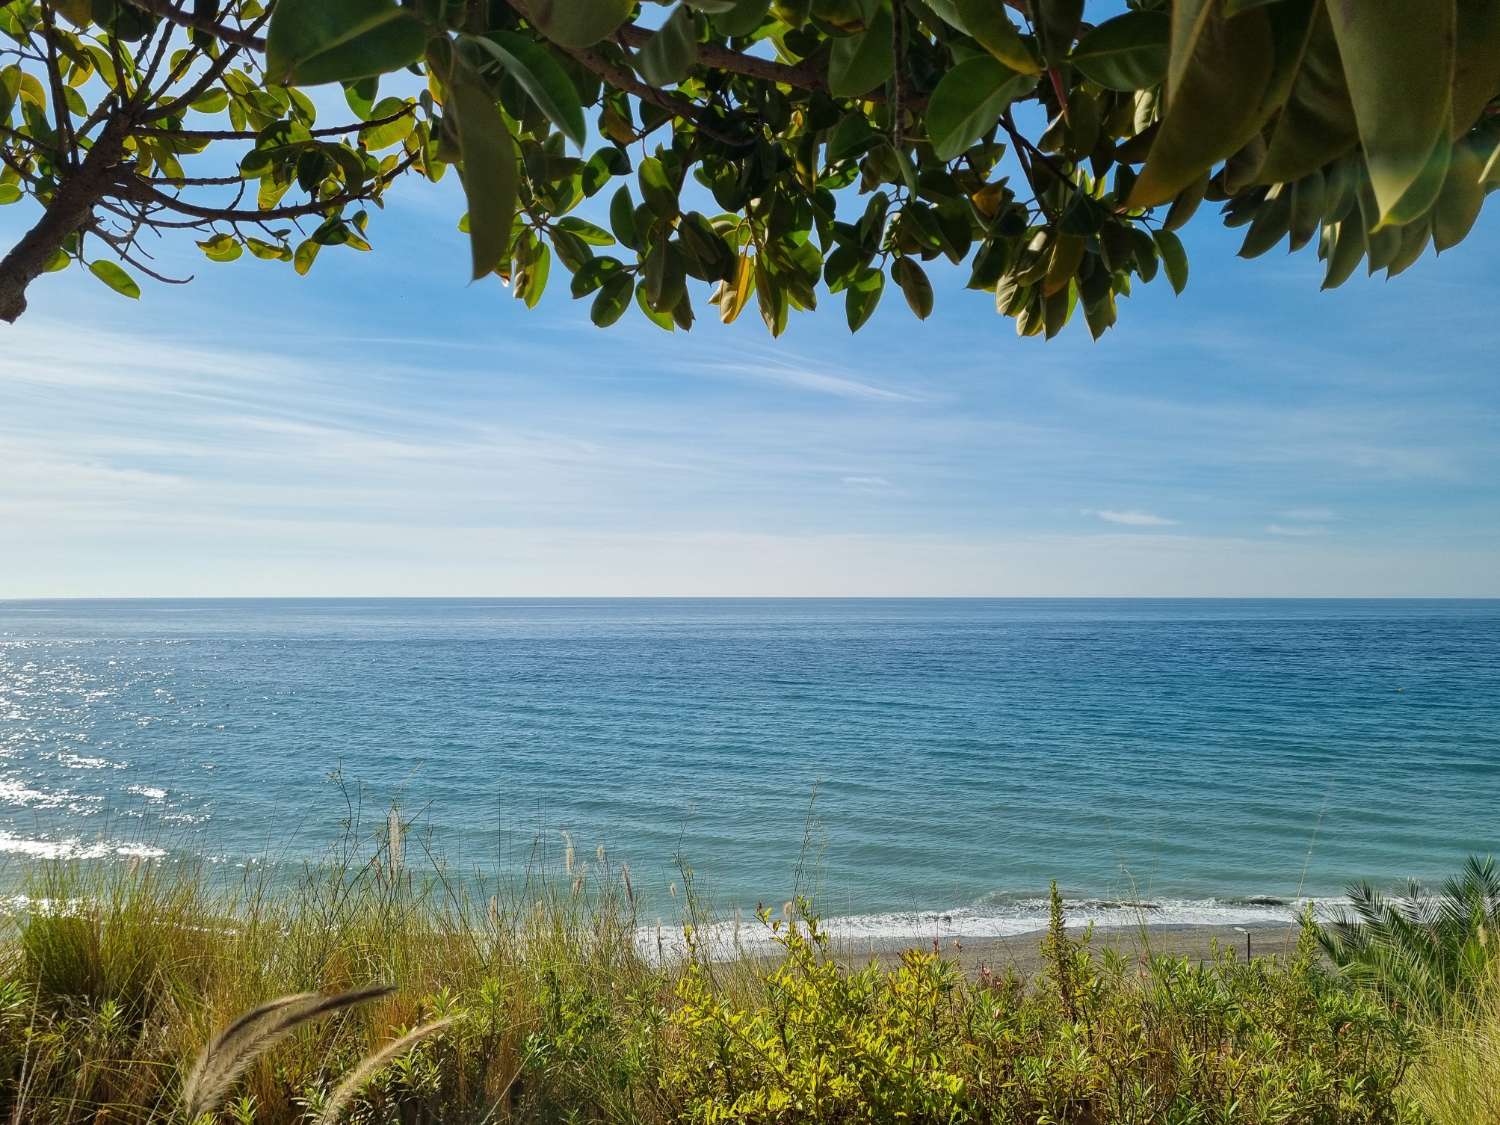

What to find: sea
left=1, top=598, right=1497, bottom=943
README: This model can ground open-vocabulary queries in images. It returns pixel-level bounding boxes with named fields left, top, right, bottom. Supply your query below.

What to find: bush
left=666, top=891, right=1419, bottom=1124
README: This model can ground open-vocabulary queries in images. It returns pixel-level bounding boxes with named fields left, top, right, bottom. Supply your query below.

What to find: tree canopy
left=1, top=0, right=1497, bottom=336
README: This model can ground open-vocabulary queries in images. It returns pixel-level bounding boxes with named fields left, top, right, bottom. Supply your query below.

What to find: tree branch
left=118, top=0, right=266, bottom=52
left=134, top=104, right=414, bottom=141
left=116, top=151, right=417, bottom=223
left=148, top=8, right=272, bottom=120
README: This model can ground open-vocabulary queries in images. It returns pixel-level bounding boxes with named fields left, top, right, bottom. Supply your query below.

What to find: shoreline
left=845, top=922, right=1305, bottom=975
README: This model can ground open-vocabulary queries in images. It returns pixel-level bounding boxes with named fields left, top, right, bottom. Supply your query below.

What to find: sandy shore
left=831, top=923, right=1303, bottom=976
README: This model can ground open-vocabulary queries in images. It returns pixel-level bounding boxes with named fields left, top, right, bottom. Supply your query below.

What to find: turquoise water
left=2, top=599, right=1498, bottom=935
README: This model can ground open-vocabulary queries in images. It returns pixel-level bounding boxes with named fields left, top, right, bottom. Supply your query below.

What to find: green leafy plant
left=1, top=0, right=1497, bottom=336
left=1316, top=854, right=1500, bottom=1020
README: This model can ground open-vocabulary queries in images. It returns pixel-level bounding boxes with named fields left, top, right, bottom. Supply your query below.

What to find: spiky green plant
left=1316, top=854, right=1500, bottom=1018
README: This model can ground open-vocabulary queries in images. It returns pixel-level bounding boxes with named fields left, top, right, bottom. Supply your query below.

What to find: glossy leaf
left=1071, top=11, right=1168, bottom=92
left=89, top=260, right=140, bottom=298
left=1327, top=0, right=1455, bottom=225
left=1129, top=1, right=1277, bottom=208
left=1433, top=140, right=1486, bottom=252
left=828, top=4, right=894, bottom=99
left=1153, top=229, right=1188, bottom=294
left=470, top=32, right=586, bottom=147
left=1255, top=7, right=1357, bottom=185
left=449, top=73, right=517, bottom=279
left=635, top=5, right=699, bottom=88
left=892, top=257, right=933, bottom=319
left=713, top=0, right=772, bottom=37
left=955, top=0, right=1042, bottom=74
left=265, top=0, right=426, bottom=86
left=844, top=265, right=884, bottom=331
left=528, top=0, right=634, bottom=49
left=927, top=58, right=1034, bottom=161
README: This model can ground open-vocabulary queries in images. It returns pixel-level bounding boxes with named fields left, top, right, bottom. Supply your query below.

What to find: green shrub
left=666, top=897, right=1419, bottom=1124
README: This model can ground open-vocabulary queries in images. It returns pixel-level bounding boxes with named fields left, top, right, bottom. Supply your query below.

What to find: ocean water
left=2, top=598, right=1498, bottom=939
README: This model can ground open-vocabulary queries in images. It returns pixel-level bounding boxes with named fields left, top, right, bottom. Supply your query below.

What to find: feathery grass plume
left=313, top=1017, right=455, bottom=1125
left=182, top=986, right=393, bottom=1119
left=561, top=831, right=574, bottom=876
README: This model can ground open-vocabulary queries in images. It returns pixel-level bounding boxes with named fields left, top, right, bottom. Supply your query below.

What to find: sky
left=3, top=141, right=1499, bottom=596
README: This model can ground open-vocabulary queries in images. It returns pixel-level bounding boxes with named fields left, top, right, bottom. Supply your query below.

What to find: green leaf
left=265, top=0, right=427, bottom=86
left=470, top=32, right=586, bottom=148
left=191, top=88, right=229, bottom=113
left=828, top=4, right=894, bottom=99
left=1327, top=0, right=1455, bottom=225
left=636, top=279, right=677, bottom=330
left=844, top=265, right=884, bottom=331
left=89, top=260, right=140, bottom=298
left=1033, top=0, right=1083, bottom=66
left=712, top=0, right=771, bottom=37
left=1452, top=3, right=1500, bottom=135
left=1433, top=140, right=1486, bottom=252
left=1255, top=6, right=1357, bottom=184
left=1152, top=229, right=1188, bottom=294
left=516, top=240, right=551, bottom=307
left=0, top=183, right=20, bottom=205
left=954, top=0, right=1041, bottom=74
left=450, top=73, right=518, bottom=279
left=557, top=217, right=615, bottom=246
left=294, top=238, right=320, bottom=275
left=638, top=156, right=678, bottom=216
left=591, top=272, right=634, bottom=326
left=635, top=4, right=699, bottom=87
left=529, top=0, right=634, bottom=49
left=360, top=96, right=414, bottom=150
left=927, top=58, right=1034, bottom=162
left=196, top=232, right=243, bottom=262
left=609, top=186, right=642, bottom=248
left=1382, top=133, right=1452, bottom=229
left=1320, top=217, right=1364, bottom=289
left=1070, top=11, right=1168, bottom=92
left=1128, top=1, right=1277, bottom=208
left=891, top=257, right=933, bottom=319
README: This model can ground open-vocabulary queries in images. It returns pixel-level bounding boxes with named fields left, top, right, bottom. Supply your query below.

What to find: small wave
left=0, top=831, right=166, bottom=861
left=126, top=784, right=167, bottom=801
left=0, top=777, right=100, bottom=810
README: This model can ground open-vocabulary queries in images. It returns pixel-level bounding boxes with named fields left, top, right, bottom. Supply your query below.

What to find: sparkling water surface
left=2, top=598, right=1497, bottom=932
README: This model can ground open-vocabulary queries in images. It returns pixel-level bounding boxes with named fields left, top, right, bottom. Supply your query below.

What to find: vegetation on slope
left=0, top=830, right=1449, bottom=1124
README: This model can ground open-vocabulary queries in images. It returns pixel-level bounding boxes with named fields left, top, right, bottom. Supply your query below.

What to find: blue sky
left=2, top=153, right=1499, bottom=596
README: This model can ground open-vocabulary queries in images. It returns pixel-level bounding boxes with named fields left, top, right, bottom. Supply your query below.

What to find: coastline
left=845, top=922, right=1305, bottom=975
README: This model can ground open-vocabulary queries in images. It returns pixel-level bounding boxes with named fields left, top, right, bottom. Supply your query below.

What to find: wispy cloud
left=1278, top=507, right=1340, bottom=522
left=1084, top=509, right=1179, bottom=527
left=1267, top=523, right=1330, bottom=537
left=690, top=354, right=921, bottom=402
left=842, top=475, right=892, bottom=489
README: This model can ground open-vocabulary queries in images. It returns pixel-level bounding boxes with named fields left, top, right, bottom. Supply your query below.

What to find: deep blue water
left=1, top=599, right=1498, bottom=933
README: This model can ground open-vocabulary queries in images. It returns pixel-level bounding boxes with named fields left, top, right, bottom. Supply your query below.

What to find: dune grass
left=0, top=815, right=1433, bottom=1125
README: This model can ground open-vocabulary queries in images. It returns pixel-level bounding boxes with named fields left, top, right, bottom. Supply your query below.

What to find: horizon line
left=2, top=594, right=1497, bottom=603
